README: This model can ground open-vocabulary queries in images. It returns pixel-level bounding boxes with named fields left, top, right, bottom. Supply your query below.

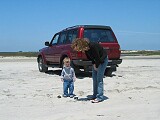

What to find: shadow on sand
left=45, top=69, right=117, bottom=78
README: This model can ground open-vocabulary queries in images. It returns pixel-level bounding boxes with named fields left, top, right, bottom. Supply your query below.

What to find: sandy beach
left=0, top=56, right=160, bottom=120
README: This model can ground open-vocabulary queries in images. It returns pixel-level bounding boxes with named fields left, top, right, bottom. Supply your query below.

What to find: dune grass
left=0, top=52, right=38, bottom=57
left=121, top=50, right=160, bottom=56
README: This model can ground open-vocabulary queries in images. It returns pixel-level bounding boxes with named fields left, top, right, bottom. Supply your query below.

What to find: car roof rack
left=61, top=25, right=111, bottom=32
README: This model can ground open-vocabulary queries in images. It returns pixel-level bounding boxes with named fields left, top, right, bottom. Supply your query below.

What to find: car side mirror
left=45, top=41, right=50, bottom=46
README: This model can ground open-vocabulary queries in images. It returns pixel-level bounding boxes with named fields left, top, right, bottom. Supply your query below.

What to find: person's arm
left=60, top=69, right=65, bottom=82
left=93, top=64, right=98, bottom=71
left=71, top=68, right=76, bottom=82
left=92, top=44, right=102, bottom=68
left=85, top=51, right=95, bottom=64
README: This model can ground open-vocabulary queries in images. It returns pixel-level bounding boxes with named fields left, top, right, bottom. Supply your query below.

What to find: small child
left=61, top=57, right=76, bottom=98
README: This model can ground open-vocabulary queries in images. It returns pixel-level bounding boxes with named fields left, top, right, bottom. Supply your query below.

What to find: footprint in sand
left=3, top=89, right=10, bottom=93
left=78, top=91, right=85, bottom=96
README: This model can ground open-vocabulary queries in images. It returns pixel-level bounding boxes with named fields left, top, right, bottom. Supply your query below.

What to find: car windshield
left=84, top=29, right=115, bottom=42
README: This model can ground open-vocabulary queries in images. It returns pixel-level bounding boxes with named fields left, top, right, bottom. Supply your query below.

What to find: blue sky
left=0, top=0, right=160, bottom=52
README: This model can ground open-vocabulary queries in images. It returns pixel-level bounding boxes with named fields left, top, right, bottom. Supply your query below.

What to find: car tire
left=70, top=61, right=81, bottom=74
left=104, top=68, right=113, bottom=77
left=38, top=57, right=48, bottom=72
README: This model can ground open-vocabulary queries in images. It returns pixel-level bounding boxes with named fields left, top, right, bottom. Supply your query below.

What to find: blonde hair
left=71, top=38, right=89, bottom=52
left=63, top=57, right=70, bottom=64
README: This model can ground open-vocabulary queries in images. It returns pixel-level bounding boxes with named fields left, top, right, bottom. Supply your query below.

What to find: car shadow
left=45, top=70, right=92, bottom=79
left=45, top=70, right=61, bottom=76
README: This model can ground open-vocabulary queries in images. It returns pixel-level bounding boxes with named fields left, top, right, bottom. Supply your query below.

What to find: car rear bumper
left=72, top=59, right=122, bottom=66
left=108, top=59, right=122, bottom=66
left=72, top=60, right=92, bottom=66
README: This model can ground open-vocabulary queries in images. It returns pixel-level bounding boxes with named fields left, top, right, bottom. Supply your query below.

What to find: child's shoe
left=63, top=94, right=68, bottom=97
left=70, top=95, right=74, bottom=98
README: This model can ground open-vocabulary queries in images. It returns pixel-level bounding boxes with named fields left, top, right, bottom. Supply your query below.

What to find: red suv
left=37, top=25, right=122, bottom=76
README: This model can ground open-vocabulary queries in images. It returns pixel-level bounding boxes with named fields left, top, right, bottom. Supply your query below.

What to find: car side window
left=72, top=30, right=78, bottom=42
left=67, top=30, right=73, bottom=44
left=65, top=29, right=78, bottom=44
left=51, top=34, right=59, bottom=45
left=58, top=32, right=67, bottom=44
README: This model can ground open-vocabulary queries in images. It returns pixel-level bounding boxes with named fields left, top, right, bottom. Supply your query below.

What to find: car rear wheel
left=104, top=68, right=113, bottom=77
left=70, top=61, right=81, bottom=74
left=38, top=57, right=48, bottom=72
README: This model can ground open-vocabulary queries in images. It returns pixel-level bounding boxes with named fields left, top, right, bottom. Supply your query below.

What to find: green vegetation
left=0, top=52, right=38, bottom=57
left=121, top=50, right=160, bottom=56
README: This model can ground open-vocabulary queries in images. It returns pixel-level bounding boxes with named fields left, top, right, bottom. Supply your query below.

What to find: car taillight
left=77, top=51, right=82, bottom=57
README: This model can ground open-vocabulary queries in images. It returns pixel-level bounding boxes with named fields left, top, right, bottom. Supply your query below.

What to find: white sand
left=0, top=56, right=160, bottom=120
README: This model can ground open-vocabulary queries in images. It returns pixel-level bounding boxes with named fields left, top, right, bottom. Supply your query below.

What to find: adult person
left=71, top=38, right=108, bottom=103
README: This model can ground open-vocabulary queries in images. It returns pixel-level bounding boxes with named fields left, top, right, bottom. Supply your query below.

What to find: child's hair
left=71, top=38, right=89, bottom=52
left=63, top=57, right=70, bottom=64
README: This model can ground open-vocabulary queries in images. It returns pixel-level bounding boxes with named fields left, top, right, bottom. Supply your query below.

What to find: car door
left=45, top=33, right=60, bottom=63
left=53, top=31, right=67, bottom=63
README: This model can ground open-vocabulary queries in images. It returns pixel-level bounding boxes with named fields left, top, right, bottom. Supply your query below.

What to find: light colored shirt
left=61, top=66, right=76, bottom=81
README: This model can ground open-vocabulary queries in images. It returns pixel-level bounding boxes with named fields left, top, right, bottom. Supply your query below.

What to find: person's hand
left=93, top=64, right=98, bottom=71
left=73, top=77, right=76, bottom=82
left=61, top=78, right=64, bottom=82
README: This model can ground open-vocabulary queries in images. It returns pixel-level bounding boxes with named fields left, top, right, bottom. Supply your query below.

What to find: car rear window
left=84, top=29, right=115, bottom=42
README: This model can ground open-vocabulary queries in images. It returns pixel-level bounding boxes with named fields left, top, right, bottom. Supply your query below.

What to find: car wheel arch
left=38, top=54, right=47, bottom=65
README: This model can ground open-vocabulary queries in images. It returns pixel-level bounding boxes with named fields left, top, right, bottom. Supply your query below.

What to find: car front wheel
left=38, top=57, right=48, bottom=72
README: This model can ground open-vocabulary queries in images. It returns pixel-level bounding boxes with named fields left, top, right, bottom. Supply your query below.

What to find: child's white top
left=61, top=66, right=76, bottom=81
